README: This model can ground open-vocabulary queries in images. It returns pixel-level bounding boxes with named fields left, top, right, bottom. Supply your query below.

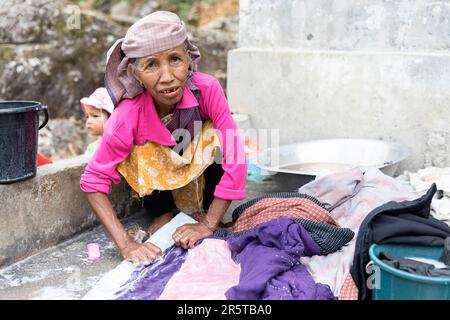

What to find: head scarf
left=105, top=11, right=201, bottom=106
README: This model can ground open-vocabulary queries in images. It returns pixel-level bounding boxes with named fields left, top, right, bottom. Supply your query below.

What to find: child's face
left=83, top=104, right=109, bottom=136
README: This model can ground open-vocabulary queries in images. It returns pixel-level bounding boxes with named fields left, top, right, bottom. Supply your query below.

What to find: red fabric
left=37, top=153, right=52, bottom=166
left=338, top=273, right=359, bottom=300
left=232, top=197, right=339, bottom=233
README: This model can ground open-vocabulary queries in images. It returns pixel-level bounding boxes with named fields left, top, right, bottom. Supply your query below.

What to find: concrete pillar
left=228, top=0, right=450, bottom=171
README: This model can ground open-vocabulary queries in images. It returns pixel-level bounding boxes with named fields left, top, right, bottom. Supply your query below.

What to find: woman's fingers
left=187, top=237, right=197, bottom=249
left=173, top=231, right=181, bottom=243
left=179, top=232, right=193, bottom=249
left=140, top=246, right=156, bottom=262
left=139, top=243, right=161, bottom=264
left=143, top=242, right=162, bottom=256
left=173, top=224, right=209, bottom=249
left=130, top=251, right=147, bottom=266
left=125, top=243, right=162, bottom=266
left=173, top=226, right=187, bottom=244
left=174, top=225, right=187, bottom=235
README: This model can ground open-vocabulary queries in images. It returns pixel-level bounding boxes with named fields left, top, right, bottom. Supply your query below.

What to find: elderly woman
left=80, top=11, right=247, bottom=266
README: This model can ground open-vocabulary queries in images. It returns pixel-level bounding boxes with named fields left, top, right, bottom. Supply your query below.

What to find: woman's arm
left=201, top=197, right=231, bottom=230
left=86, top=192, right=161, bottom=265
left=173, top=197, right=231, bottom=249
left=171, top=76, right=248, bottom=249
left=200, top=77, right=247, bottom=200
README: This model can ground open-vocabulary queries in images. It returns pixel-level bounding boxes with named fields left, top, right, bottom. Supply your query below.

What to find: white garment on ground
left=400, top=167, right=450, bottom=226
left=83, top=213, right=196, bottom=300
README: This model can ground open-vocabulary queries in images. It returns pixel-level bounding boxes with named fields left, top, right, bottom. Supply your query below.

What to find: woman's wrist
left=199, top=216, right=219, bottom=232
left=116, top=232, right=136, bottom=253
left=202, top=197, right=232, bottom=231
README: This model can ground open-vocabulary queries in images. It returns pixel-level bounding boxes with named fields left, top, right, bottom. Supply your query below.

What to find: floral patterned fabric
left=117, top=120, right=221, bottom=213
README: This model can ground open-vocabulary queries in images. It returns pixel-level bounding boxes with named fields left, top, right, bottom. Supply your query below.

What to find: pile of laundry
left=397, top=166, right=450, bottom=226
left=84, top=167, right=450, bottom=300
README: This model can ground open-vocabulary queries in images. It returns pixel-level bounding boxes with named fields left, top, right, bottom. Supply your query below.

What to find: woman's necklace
left=160, top=113, right=173, bottom=125
left=155, top=100, right=175, bottom=126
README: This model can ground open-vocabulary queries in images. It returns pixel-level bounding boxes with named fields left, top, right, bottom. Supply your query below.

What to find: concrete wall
left=0, top=155, right=139, bottom=267
left=228, top=0, right=450, bottom=171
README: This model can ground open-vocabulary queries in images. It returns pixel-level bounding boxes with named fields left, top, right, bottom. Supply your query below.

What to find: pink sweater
left=80, top=72, right=247, bottom=200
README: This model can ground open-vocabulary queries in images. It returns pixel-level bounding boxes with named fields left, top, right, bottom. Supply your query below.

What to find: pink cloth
left=297, top=168, right=417, bottom=299
left=80, top=72, right=247, bottom=200
left=158, top=239, right=241, bottom=300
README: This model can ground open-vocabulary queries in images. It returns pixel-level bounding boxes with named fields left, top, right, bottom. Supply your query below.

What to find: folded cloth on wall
left=215, top=218, right=354, bottom=256
left=225, top=217, right=335, bottom=300
left=297, top=168, right=417, bottom=299
left=379, top=252, right=450, bottom=278
left=351, top=183, right=450, bottom=300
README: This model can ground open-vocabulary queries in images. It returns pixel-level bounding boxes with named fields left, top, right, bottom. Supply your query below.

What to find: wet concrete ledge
left=0, top=155, right=139, bottom=268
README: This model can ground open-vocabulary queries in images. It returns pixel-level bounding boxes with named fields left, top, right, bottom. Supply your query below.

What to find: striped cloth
left=213, top=218, right=354, bottom=256
left=232, top=192, right=329, bottom=222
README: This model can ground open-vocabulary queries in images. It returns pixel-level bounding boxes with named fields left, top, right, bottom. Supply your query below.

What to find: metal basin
left=255, top=139, right=410, bottom=190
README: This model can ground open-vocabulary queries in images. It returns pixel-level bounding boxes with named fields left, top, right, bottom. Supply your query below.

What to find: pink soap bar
left=87, top=243, right=101, bottom=260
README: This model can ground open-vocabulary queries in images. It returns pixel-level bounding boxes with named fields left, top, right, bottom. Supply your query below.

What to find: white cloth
left=82, top=212, right=196, bottom=300
left=400, top=167, right=450, bottom=226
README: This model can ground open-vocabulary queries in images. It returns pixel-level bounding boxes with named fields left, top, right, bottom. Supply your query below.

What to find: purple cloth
left=225, top=218, right=336, bottom=300
left=165, top=71, right=202, bottom=152
left=114, top=246, right=187, bottom=300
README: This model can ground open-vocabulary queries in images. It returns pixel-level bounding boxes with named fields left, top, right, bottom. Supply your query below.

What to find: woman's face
left=134, top=45, right=190, bottom=111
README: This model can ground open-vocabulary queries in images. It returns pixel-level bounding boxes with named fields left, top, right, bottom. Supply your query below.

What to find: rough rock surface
left=1, top=0, right=238, bottom=159
left=0, top=0, right=126, bottom=119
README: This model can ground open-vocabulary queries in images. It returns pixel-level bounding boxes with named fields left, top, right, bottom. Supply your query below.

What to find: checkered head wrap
left=105, top=11, right=201, bottom=106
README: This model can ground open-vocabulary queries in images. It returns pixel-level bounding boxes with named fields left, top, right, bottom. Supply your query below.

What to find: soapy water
left=280, top=162, right=354, bottom=174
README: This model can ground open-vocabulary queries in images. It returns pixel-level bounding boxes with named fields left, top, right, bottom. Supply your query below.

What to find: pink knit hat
left=80, top=87, right=114, bottom=115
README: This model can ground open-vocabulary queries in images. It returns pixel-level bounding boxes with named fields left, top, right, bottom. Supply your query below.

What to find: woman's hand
left=120, top=238, right=162, bottom=267
left=85, top=192, right=162, bottom=267
left=172, top=197, right=232, bottom=249
left=172, top=222, right=213, bottom=249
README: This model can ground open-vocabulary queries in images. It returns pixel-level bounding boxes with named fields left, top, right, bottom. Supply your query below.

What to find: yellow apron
left=117, top=120, right=221, bottom=214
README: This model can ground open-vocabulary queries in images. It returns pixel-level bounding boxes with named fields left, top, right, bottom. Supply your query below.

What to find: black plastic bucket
left=0, top=101, right=49, bottom=183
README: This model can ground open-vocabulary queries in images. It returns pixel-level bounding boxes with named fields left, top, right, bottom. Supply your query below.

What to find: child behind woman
left=80, top=87, right=114, bottom=156
left=81, top=87, right=148, bottom=242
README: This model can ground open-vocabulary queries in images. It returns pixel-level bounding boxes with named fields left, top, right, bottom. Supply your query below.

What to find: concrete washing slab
left=0, top=155, right=139, bottom=268
left=0, top=178, right=283, bottom=300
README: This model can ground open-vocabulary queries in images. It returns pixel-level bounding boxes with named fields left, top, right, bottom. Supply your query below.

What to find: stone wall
left=0, top=0, right=126, bottom=119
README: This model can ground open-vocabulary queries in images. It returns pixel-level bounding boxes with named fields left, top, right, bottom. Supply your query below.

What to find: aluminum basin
left=255, top=139, right=410, bottom=190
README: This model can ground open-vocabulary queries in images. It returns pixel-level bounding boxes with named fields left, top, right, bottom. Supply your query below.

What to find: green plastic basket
left=369, top=244, right=450, bottom=300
